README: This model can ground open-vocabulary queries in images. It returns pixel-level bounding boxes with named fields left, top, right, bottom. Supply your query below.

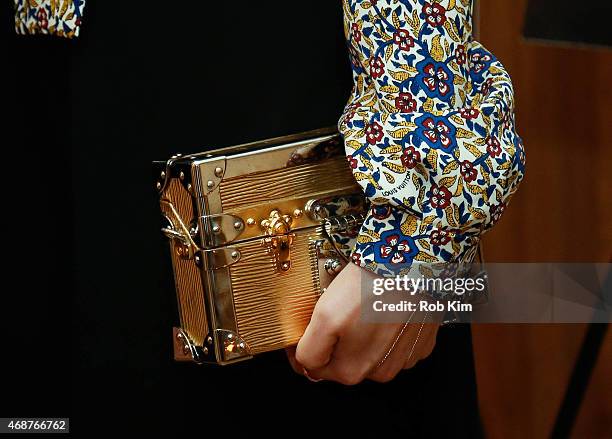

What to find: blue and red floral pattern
left=14, top=0, right=85, bottom=39
left=339, top=0, right=525, bottom=277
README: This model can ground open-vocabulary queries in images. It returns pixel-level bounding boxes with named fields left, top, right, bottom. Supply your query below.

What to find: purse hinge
left=200, top=213, right=245, bottom=247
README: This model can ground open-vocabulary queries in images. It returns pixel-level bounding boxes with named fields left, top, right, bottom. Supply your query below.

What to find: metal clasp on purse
left=260, top=209, right=296, bottom=273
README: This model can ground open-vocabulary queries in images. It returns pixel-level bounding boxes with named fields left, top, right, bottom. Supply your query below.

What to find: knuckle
left=335, top=364, right=369, bottom=386
left=294, top=348, right=307, bottom=366
left=313, top=304, right=337, bottom=331
left=338, top=372, right=364, bottom=386
left=403, top=359, right=417, bottom=370
left=371, top=368, right=398, bottom=383
left=289, top=362, right=303, bottom=375
left=294, top=345, right=315, bottom=369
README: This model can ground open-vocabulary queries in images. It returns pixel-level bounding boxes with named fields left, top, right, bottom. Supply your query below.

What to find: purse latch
left=260, top=209, right=295, bottom=272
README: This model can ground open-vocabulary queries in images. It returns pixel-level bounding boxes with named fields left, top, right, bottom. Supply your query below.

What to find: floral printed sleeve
left=339, top=0, right=525, bottom=277
left=14, top=0, right=86, bottom=39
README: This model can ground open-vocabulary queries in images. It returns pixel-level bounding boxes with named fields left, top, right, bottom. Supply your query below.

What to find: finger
left=403, top=324, right=439, bottom=369
left=367, top=320, right=431, bottom=382
left=403, top=358, right=419, bottom=370
left=367, top=326, right=415, bottom=382
left=295, top=304, right=340, bottom=370
left=319, top=308, right=423, bottom=384
left=367, top=312, right=439, bottom=381
left=287, top=347, right=326, bottom=382
left=302, top=321, right=406, bottom=385
left=285, top=346, right=304, bottom=375
left=303, top=360, right=365, bottom=386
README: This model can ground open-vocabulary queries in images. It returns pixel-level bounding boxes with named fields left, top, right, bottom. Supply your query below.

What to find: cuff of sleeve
left=350, top=203, right=480, bottom=278
left=14, top=0, right=86, bottom=39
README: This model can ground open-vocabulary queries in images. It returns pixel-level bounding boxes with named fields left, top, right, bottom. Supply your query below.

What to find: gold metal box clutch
left=154, top=128, right=367, bottom=365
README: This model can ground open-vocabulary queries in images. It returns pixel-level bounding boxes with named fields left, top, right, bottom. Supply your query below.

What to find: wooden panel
left=472, top=1, right=611, bottom=437
left=478, top=0, right=612, bottom=263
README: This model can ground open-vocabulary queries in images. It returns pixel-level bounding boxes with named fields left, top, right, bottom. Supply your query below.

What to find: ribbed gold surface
left=219, top=157, right=356, bottom=210
left=230, top=230, right=321, bottom=353
left=161, top=178, right=208, bottom=346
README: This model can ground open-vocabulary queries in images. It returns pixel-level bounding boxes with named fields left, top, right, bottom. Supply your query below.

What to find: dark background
left=3, top=0, right=349, bottom=433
